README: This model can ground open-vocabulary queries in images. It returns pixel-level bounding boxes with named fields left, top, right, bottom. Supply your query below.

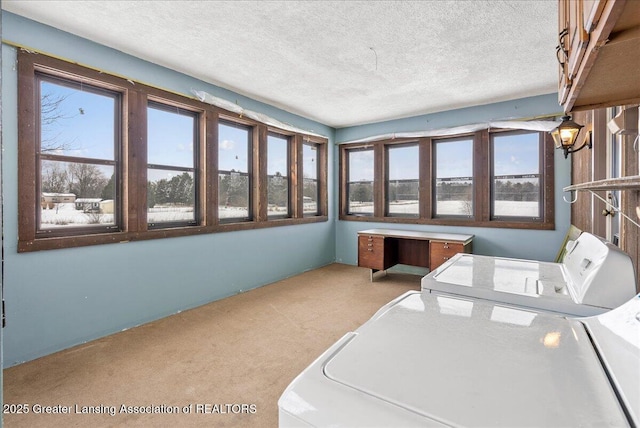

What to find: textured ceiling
left=3, top=1, right=559, bottom=128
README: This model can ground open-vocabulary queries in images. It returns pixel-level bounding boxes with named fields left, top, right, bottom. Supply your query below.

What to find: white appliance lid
left=423, top=253, right=599, bottom=315
left=323, top=292, right=629, bottom=427
left=431, top=253, right=567, bottom=295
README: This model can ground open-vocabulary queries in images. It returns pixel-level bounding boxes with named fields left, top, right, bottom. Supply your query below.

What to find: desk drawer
left=430, top=241, right=465, bottom=270
left=358, top=236, right=390, bottom=271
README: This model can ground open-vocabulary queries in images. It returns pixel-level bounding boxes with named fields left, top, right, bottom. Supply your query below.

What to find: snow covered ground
left=40, top=202, right=320, bottom=227
left=40, top=203, right=115, bottom=227
left=350, top=200, right=539, bottom=217
left=40, top=200, right=537, bottom=228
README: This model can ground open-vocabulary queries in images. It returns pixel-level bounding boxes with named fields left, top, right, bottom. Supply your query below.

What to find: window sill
left=214, top=216, right=328, bottom=233
left=339, top=214, right=554, bottom=230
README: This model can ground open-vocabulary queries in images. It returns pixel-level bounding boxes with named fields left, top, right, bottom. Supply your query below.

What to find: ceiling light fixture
left=551, top=115, right=590, bottom=158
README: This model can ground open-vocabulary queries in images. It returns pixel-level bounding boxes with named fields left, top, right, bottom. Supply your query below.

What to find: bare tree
left=41, top=161, right=70, bottom=193
left=68, top=163, right=107, bottom=198
left=40, top=89, right=80, bottom=153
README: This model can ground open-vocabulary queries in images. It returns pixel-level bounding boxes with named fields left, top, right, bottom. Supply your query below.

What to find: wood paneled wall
left=570, top=107, right=640, bottom=293
left=621, top=117, right=640, bottom=293
left=570, top=110, right=595, bottom=233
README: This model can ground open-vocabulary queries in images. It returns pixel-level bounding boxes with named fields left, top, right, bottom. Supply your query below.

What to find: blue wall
left=1, top=12, right=571, bottom=368
left=2, top=13, right=335, bottom=366
left=334, top=94, right=572, bottom=265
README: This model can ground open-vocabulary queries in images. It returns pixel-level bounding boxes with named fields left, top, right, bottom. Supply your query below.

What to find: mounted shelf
left=563, top=176, right=640, bottom=192
left=563, top=176, right=640, bottom=229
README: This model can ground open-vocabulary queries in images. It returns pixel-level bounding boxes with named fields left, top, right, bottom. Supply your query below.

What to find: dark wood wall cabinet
left=558, top=0, right=640, bottom=113
left=357, top=229, right=473, bottom=281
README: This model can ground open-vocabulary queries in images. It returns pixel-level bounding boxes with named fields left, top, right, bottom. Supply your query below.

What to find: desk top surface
left=358, top=228, right=474, bottom=243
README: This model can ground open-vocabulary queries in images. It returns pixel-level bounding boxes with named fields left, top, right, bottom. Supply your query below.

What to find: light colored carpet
left=3, top=263, right=420, bottom=427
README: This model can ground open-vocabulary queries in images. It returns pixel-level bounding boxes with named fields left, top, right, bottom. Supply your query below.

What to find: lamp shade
left=551, top=116, right=584, bottom=149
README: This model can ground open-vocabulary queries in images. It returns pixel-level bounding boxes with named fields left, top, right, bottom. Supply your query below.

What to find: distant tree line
left=493, top=180, right=539, bottom=201
left=147, top=172, right=194, bottom=208
left=219, top=172, right=249, bottom=207
left=218, top=171, right=319, bottom=209
left=437, top=181, right=539, bottom=201
left=436, top=182, right=472, bottom=201
left=302, top=177, right=318, bottom=201
left=348, top=180, right=539, bottom=203
left=267, top=172, right=288, bottom=207
left=42, top=164, right=323, bottom=210
left=41, top=162, right=196, bottom=208
left=388, top=180, right=419, bottom=201
left=41, top=162, right=112, bottom=199
left=349, top=182, right=373, bottom=203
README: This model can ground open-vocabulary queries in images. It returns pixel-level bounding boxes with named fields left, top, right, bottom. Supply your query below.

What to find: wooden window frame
left=146, top=99, right=201, bottom=230
left=432, top=134, right=477, bottom=220
left=266, top=131, right=293, bottom=220
left=489, top=129, right=547, bottom=223
left=385, top=142, right=420, bottom=218
left=343, top=145, right=376, bottom=217
left=301, top=138, right=324, bottom=218
left=35, top=72, right=123, bottom=238
left=339, top=131, right=555, bottom=230
left=17, top=50, right=328, bottom=252
left=217, top=117, right=254, bottom=224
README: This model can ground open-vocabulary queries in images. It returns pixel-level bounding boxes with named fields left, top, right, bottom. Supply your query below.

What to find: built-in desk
left=358, top=228, right=474, bottom=281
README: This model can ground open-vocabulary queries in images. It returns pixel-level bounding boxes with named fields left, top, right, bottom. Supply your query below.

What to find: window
left=433, top=137, right=474, bottom=217
left=340, top=130, right=554, bottom=229
left=218, top=120, right=252, bottom=222
left=346, top=148, right=375, bottom=216
left=267, top=133, right=290, bottom=218
left=18, top=51, right=328, bottom=252
left=386, top=144, right=419, bottom=217
left=302, top=141, right=320, bottom=216
left=147, top=101, right=199, bottom=228
left=491, top=131, right=542, bottom=220
left=37, top=74, right=121, bottom=236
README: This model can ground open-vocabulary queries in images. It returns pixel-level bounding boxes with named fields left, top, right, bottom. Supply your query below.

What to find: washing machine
left=421, top=232, right=636, bottom=316
left=279, top=291, right=640, bottom=427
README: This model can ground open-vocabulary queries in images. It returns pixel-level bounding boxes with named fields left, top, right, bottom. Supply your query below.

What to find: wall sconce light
left=551, top=115, right=591, bottom=158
